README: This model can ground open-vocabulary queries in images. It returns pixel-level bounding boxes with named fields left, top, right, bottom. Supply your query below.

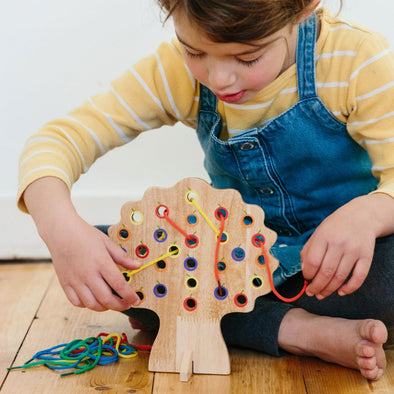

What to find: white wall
left=1, top=0, right=393, bottom=258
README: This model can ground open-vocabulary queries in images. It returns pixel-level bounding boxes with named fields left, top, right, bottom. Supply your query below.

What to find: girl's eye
left=185, top=49, right=205, bottom=59
left=236, top=56, right=262, bottom=67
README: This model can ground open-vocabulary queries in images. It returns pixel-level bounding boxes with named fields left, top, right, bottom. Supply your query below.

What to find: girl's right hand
left=23, top=176, right=141, bottom=312
left=46, top=215, right=141, bottom=312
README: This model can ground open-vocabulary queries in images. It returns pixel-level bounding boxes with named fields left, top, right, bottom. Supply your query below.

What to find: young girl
left=18, top=0, right=393, bottom=380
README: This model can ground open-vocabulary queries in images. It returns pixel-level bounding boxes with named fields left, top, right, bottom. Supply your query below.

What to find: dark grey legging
left=97, top=225, right=393, bottom=357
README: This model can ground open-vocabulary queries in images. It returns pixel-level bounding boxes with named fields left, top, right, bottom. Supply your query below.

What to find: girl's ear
left=296, top=0, right=322, bottom=24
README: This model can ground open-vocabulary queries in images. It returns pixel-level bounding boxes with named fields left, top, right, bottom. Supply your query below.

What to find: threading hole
left=252, top=277, right=263, bottom=288
left=155, top=205, right=168, bottom=218
left=122, top=272, right=131, bottom=282
left=184, top=257, right=198, bottom=271
left=232, top=247, right=245, bottom=261
left=130, top=211, right=143, bottom=225
left=217, top=261, right=227, bottom=272
left=154, top=229, right=167, bottom=242
left=184, top=297, right=197, bottom=311
left=186, top=191, right=198, bottom=203
left=117, top=228, right=130, bottom=241
left=220, top=232, right=228, bottom=243
left=252, top=234, right=266, bottom=247
left=214, top=286, right=228, bottom=300
left=136, top=244, right=149, bottom=258
left=185, top=234, right=199, bottom=248
left=153, top=284, right=167, bottom=298
left=242, top=215, right=254, bottom=227
left=186, top=214, right=198, bottom=226
left=215, top=207, right=228, bottom=220
left=136, top=291, right=145, bottom=301
left=235, top=294, right=248, bottom=307
left=186, top=277, right=198, bottom=288
left=155, top=260, right=167, bottom=270
left=256, top=254, right=266, bottom=266
left=169, top=245, right=180, bottom=257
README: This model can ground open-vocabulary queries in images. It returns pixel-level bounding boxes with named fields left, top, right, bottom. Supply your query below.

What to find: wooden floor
left=1, top=262, right=393, bottom=393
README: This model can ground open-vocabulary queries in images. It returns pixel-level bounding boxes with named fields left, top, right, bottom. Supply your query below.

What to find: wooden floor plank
left=0, top=262, right=54, bottom=387
left=301, top=349, right=394, bottom=393
left=152, top=349, right=306, bottom=393
left=2, top=268, right=155, bottom=394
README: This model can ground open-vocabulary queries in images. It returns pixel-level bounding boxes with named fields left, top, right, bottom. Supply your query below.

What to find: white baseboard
left=0, top=192, right=142, bottom=260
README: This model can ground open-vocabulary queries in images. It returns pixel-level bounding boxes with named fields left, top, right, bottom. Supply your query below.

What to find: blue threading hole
left=184, top=257, right=198, bottom=271
left=154, top=228, right=167, bottom=243
left=214, top=286, right=228, bottom=300
left=232, top=247, right=245, bottom=261
left=153, top=284, right=167, bottom=298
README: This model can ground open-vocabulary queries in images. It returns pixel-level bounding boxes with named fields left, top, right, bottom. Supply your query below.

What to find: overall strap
left=296, top=12, right=318, bottom=100
left=199, top=83, right=218, bottom=112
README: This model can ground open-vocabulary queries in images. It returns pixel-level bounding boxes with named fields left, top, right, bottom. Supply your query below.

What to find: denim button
left=239, top=142, right=255, bottom=151
left=277, top=228, right=294, bottom=236
left=259, top=187, right=275, bottom=195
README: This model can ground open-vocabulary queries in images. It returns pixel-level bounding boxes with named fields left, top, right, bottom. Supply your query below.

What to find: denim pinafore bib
left=195, top=13, right=378, bottom=286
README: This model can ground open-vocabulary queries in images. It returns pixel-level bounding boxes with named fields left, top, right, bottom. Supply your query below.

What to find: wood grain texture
left=0, top=263, right=54, bottom=386
left=300, top=349, right=394, bottom=394
left=152, top=349, right=306, bottom=394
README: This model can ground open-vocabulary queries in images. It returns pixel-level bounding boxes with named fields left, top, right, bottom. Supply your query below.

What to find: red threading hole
left=155, top=204, right=168, bottom=219
left=183, top=297, right=197, bottom=312
left=135, top=244, right=149, bottom=259
left=234, top=293, right=248, bottom=307
left=185, top=234, right=199, bottom=248
left=214, top=207, right=228, bottom=221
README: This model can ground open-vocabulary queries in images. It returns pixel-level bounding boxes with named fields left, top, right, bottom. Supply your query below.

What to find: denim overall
left=196, top=13, right=378, bottom=286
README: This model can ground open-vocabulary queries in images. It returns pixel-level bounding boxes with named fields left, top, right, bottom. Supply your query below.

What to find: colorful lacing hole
left=130, top=211, right=143, bottom=225
left=231, top=247, right=245, bottom=261
left=234, top=293, right=248, bottom=307
left=153, top=284, right=167, bottom=298
left=183, top=297, right=197, bottom=311
left=184, top=257, right=198, bottom=271
left=214, top=286, right=228, bottom=300
left=135, top=244, right=149, bottom=259
left=154, top=228, right=167, bottom=242
left=242, top=215, right=254, bottom=227
left=117, top=228, right=130, bottom=241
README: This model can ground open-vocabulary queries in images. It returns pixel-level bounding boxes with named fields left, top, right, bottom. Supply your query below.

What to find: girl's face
left=173, top=13, right=299, bottom=104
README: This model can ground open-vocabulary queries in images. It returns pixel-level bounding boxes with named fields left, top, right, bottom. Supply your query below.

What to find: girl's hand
left=301, top=194, right=394, bottom=299
left=47, top=216, right=141, bottom=311
left=23, top=177, right=141, bottom=312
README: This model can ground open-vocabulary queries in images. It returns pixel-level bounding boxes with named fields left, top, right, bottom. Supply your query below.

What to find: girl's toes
left=356, top=341, right=375, bottom=358
left=357, top=356, right=376, bottom=370
left=361, top=366, right=381, bottom=381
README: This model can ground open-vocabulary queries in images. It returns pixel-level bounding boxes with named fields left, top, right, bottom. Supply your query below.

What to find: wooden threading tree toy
left=108, top=178, right=281, bottom=381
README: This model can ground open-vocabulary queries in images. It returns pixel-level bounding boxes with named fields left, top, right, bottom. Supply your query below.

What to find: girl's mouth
left=215, top=90, right=246, bottom=103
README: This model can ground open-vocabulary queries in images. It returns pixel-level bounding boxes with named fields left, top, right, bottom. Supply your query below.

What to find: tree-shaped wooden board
left=108, top=177, right=279, bottom=380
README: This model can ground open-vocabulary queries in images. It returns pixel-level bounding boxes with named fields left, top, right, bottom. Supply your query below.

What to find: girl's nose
left=207, top=60, right=236, bottom=91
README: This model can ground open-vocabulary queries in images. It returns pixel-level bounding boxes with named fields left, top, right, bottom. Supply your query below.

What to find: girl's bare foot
left=278, top=308, right=388, bottom=380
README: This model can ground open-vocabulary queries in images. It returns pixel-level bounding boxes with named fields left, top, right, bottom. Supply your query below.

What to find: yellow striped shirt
left=18, top=8, right=394, bottom=212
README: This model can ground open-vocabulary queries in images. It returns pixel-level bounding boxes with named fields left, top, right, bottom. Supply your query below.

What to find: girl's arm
left=23, top=176, right=141, bottom=311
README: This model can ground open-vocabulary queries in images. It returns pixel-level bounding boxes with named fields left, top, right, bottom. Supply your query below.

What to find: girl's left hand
left=300, top=194, right=394, bottom=299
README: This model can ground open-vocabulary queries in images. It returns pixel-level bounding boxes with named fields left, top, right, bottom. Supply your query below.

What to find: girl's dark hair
left=157, top=0, right=325, bottom=43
